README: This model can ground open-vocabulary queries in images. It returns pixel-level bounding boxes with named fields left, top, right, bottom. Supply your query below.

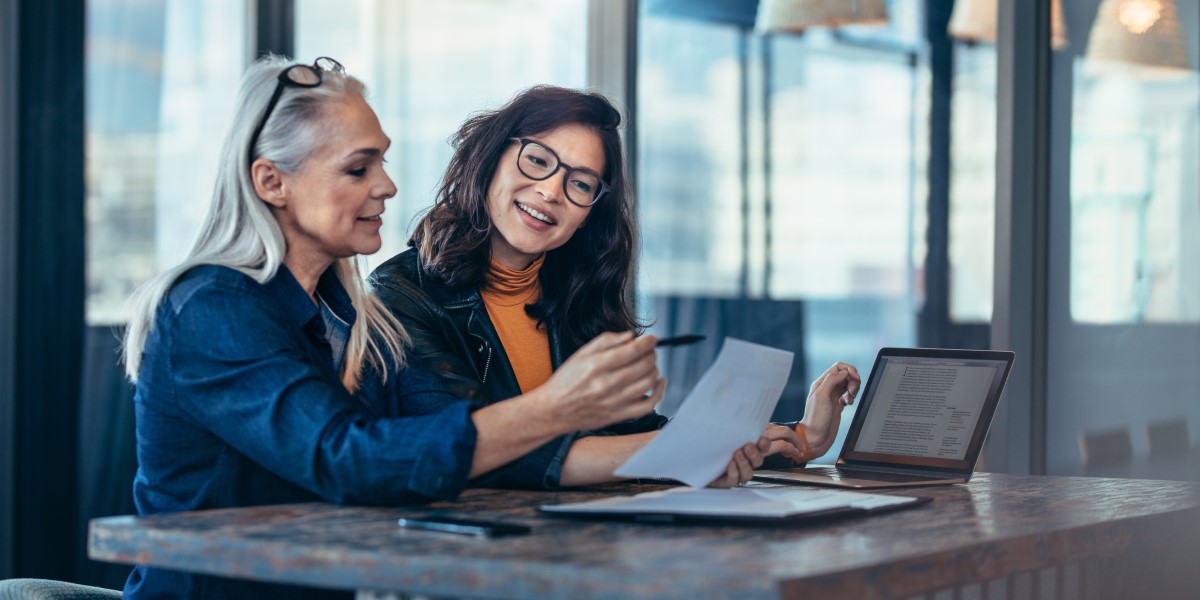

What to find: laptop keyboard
left=831, top=468, right=949, bottom=483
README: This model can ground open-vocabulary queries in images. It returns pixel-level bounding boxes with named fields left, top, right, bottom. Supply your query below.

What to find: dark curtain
left=75, top=325, right=138, bottom=589
left=12, top=0, right=85, bottom=582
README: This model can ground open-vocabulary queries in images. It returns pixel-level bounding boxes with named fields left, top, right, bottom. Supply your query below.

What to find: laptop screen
left=838, top=348, right=1015, bottom=473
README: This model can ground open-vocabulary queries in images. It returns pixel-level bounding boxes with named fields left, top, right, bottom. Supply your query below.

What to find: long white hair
left=123, top=55, right=409, bottom=392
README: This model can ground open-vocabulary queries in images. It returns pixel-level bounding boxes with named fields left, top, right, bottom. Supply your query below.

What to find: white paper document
left=541, top=485, right=921, bottom=519
left=613, top=338, right=794, bottom=487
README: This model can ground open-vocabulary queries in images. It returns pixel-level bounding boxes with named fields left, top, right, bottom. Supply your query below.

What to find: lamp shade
left=1085, top=0, right=1192, bottom=73
left=756, top=0, right=888, bottom=33
left=947, top=0, right=1069, bottom=49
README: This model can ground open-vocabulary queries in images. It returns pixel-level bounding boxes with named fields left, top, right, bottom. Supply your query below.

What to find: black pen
left=656, top=334, right=705, bottom=347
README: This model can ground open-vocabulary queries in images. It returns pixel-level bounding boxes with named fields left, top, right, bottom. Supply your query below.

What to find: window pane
left=767, top=36, right=920, bottom=302
left=1046, top=0, right=1200, bottom=477
left=636, top=16, right=743, bottom=297
left=295, top=0, right=589, bottom=272
left=949, top=43, right=996, bottom=323
left=86, top=0, right=247, bottom=324
left=1069, top=71, right=1200, bottom=324
left=637, top=1, right=926, bottom=455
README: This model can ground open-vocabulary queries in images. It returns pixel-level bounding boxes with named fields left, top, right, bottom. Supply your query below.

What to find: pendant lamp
left=756, top=0, right=889, bottom=33
left=947, top=0, right=1069, bottom=49
left=1085, top=0, right=1192, bottom=74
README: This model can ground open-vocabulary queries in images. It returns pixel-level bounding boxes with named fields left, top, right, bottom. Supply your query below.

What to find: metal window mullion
left=254, top=0, right=294, bottom=60
left=919, top=0, right=953, bottom=348
left=990, top=0, right=1052, bottom=475
left=587, top=0, right=638, bottom=306
left=587, top=0, right=637, bottom=174
left=0, top=0, right=19, bottom=580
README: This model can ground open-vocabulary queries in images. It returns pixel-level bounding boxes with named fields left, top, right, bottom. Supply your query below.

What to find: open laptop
left=754, top=347, right=1015, bottom=489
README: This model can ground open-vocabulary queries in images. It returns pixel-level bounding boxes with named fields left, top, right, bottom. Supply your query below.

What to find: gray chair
left=1078, top=428, right=1133, bottom=465
left=0, top=579, right=121, bottom=600
left=1147, top=417, right=1190, bottom=456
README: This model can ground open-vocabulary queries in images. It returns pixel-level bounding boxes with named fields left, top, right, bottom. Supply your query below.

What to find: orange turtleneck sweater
left=481, top=255, right=552, bottom=394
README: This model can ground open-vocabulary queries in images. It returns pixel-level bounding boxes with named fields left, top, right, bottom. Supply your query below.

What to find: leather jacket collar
left=371, top=248, right=573, bottom=404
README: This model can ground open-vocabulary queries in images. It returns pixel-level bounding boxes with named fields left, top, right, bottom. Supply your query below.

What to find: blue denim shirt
left=125, top=264, right=478, bottom=600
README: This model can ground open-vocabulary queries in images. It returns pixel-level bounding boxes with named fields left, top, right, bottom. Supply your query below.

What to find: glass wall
left=86, top=0, right=589, bottom=325
left=949, top=41, right=997, bottom=323
left=637, top=0, right=927, bottom=457
left=86, top=0, right=247, bottom=324
left=294, top=0, right=589, bottom=271
left=1046, top=0, right=1199, bottom=474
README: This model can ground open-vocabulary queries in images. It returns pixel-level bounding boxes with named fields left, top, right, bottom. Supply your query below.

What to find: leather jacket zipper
left=480, top=344, right=493, bottom=384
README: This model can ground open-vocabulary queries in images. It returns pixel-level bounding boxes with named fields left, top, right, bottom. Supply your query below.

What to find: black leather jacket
left=369, top=248, right=669, bottom=488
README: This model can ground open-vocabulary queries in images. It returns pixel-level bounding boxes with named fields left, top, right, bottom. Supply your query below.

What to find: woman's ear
left=251, top=158, right=286, bottom=208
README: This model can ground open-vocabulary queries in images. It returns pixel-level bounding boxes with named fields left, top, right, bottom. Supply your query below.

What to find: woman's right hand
left=799, top=361, right=861, bottom=457
left=534, top=331, right=664, bottom=432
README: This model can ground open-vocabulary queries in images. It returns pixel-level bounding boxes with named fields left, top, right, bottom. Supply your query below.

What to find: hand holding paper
left=614, top=338, right=793, bottom=487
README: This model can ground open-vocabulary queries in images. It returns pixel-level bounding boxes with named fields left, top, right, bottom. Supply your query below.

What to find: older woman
left=370, top=85, right=860, bottom=489
left=121, top=58, right=665, bottom=600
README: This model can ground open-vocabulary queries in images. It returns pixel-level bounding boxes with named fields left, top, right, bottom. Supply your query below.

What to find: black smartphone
left=397, top=514, right=532, bottom=538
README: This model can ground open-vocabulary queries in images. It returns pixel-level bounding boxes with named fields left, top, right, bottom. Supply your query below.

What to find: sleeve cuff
left=407, top=402, right=478, bottom=499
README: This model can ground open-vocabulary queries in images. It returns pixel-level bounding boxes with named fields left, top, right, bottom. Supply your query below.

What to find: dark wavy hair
left=410, top=85, right=641, bottom=349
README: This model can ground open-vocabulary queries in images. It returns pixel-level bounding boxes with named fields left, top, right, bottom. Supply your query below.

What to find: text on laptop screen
left=850, top=357, right=1009, bottom=461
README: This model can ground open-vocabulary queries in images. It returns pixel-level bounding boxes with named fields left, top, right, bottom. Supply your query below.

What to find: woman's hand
left=799, top=362, right=861, bottom=458
left=706, top=425, right=808, bottom=487
left=708, top=438, right=767, bottom=488
left=533, top=331, right=665, bottom=433
left=758, top=423, right=806, bottom=462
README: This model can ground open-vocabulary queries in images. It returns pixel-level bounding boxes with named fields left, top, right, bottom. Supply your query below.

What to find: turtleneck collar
left=482, top=254, right=544, bottom=307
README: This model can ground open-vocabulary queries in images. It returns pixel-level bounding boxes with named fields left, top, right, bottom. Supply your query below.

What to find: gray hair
left=123, top=55, right=409, bottom=392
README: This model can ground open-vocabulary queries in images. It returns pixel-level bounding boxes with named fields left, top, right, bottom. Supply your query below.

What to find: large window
left=1069, top=62, right=1199, bottom=324
left=949, top=42, right=997, bottom=323
left=1044, top=0, right=1199, bottom=475
left=86, top=0, right=247, bottom=324
left=86, top=0, right=590, bottom=325
left=637, top=0, right=927, bottom=457
left=295, top=0, right=589, bottom=271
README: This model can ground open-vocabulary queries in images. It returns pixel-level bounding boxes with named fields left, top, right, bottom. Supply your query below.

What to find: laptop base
left=754, top=466, right=967, bottom=489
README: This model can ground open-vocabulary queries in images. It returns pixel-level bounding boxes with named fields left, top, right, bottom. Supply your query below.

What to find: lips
left=516, top=201, right=556, bottom=225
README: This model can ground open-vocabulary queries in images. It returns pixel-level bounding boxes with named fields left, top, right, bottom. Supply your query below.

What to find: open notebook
left=540, top=485, right=929, bottom=524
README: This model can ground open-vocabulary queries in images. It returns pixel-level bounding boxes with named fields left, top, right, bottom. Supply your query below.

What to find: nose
left=376, top=168, right=398, bottom=201
left=533, top=167, right=567, bottom=204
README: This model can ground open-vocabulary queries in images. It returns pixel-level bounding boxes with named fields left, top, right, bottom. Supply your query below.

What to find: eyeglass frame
left=507, top=137, right=610, bottom=207
left=247, top=56, right=345, bottom=166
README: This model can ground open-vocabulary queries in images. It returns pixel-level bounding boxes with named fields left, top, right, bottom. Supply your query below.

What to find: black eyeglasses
left=509, top=137, right=609, bottom=207
left=247, top=56, right=345, bottom=165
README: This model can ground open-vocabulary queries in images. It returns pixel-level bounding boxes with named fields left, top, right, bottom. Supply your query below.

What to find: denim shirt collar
left=263, top=264, right=358, bottom=329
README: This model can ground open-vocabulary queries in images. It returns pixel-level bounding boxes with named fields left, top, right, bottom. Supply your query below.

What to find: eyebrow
left=346, top=148, right=381, bottom=158
left=344, top=138, right=392, bottom=161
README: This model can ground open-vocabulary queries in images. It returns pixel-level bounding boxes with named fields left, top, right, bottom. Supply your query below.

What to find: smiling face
left=269, top=94, right=396, bottom=272
left=486, top=122, right=605, bottom=270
